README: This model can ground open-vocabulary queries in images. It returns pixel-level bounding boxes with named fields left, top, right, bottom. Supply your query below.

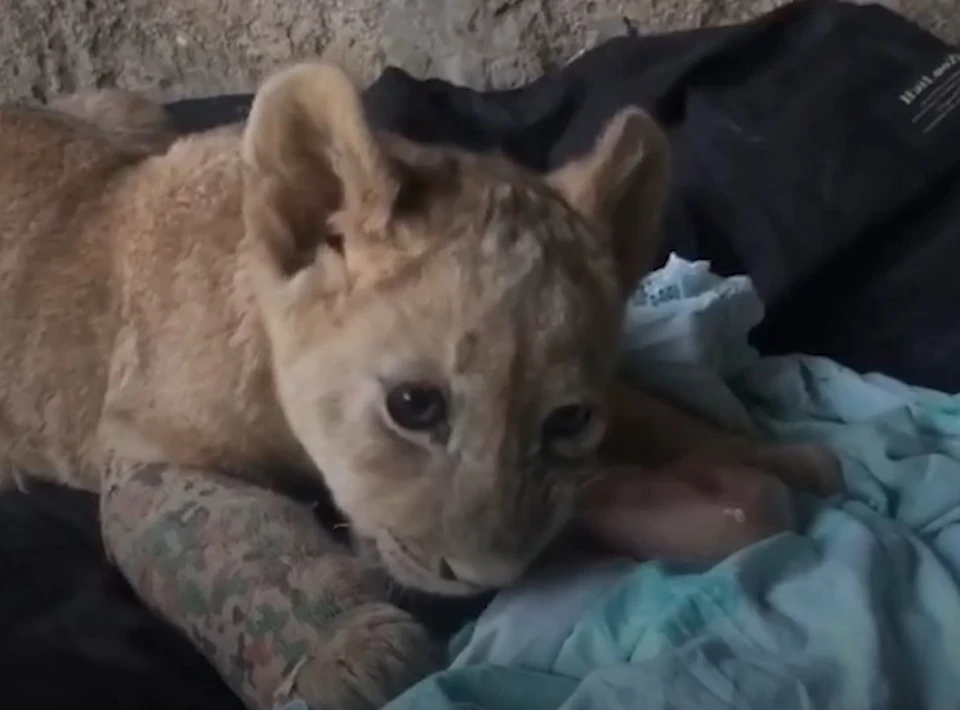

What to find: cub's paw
left=292, top=602, right=442, bottom=710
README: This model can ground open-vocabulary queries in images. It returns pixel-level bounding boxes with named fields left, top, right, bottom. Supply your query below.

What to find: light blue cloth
left=382, top=254, right=960, bottom=710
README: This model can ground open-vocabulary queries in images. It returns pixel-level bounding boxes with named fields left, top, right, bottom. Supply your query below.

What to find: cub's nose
left=440, top=556, right=529, bottom=589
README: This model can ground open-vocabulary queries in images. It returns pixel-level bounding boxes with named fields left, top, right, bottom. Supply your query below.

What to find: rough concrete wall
left=0, top=0, right=955, bottom=102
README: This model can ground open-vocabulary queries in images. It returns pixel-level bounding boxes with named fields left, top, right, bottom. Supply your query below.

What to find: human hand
left=576, top=455, right=797, bottom=564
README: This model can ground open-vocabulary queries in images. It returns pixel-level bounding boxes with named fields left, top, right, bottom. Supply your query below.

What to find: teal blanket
left=382, top=255, right=960, bottom=710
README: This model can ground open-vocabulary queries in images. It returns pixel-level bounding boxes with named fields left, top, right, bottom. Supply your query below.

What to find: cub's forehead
left=369, top=143, right=626, bottom=373
left=414, top=229, right=623, bottom=384
left=386, top=138, right=622, bottom=300
left=364, top=219, right=621, bottom=381
left=461, top=189, right=620, bottom=321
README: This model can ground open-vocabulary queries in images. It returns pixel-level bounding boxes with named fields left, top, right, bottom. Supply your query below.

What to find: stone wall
left=0, top=0, right=955, bottom=103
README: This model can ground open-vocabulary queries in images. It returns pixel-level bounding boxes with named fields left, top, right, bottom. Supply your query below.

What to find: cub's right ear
left=241, top=61, right=400, bottom=308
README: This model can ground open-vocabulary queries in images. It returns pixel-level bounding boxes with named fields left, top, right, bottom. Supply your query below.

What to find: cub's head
left=241, top=62, right=670, bottom=596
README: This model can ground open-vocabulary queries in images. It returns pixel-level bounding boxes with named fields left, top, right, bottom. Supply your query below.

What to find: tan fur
left=48, top=88, right=177, bottom=156
left=0, top=60, right=677, bottom=596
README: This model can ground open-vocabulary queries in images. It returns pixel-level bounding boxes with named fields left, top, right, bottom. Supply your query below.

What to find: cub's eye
left=541, top=404, right=595, bottom=444
left=385, top=383, right=447, bottom=431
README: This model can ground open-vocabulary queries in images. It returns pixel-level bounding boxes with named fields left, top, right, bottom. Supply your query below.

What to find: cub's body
left=0, top=63, right=679, bottom=709
left=0, top=115, right=307, bottom=491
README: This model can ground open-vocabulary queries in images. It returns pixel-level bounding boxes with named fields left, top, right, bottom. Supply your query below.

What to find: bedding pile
left=4, top=1, right=960, bottom=708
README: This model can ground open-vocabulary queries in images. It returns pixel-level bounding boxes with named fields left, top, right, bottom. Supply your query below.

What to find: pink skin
left=576, top=457, right=798, bottom=564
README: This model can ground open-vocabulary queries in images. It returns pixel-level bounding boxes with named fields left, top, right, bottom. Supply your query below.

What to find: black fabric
left=360, top=0, right=960, bottom=394
left=4, top=1, right=960, bottom=708
left=0, top=484, right=242, bottom=710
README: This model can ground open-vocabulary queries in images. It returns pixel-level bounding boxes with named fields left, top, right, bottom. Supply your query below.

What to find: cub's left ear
left=547, top=108, right=670, bottom=297
left=240, top=60, right=402, bottom=291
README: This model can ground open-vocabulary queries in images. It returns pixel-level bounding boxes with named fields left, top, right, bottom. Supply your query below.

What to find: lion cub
left=0, top=61, right=675, bottom=708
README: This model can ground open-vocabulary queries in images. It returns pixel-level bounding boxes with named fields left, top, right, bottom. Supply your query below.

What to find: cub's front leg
left=100, top=462, right=440, bottom=710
